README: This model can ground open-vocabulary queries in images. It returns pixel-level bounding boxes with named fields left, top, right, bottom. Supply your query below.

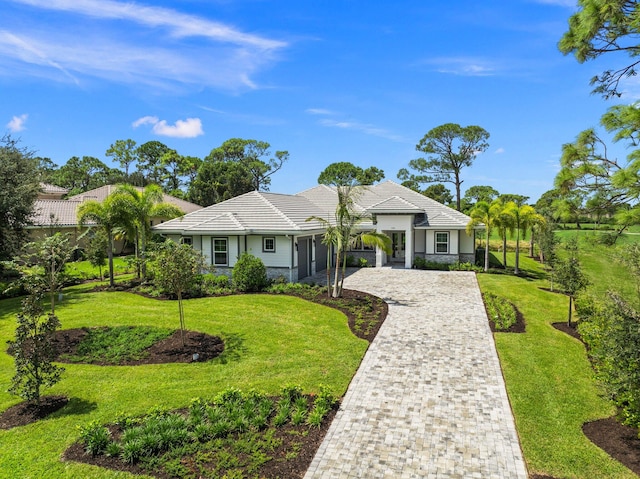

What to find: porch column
left=405, top=228, right=413, bottom=269
left=375, top=224, right=384, bottom=268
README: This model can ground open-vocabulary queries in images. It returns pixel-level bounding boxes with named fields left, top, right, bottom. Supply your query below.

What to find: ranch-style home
left=153, top=180, right=479, bottom=282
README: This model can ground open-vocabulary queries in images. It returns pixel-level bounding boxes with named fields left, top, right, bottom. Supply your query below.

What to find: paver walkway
left=304, top=268, right=528, bottom=479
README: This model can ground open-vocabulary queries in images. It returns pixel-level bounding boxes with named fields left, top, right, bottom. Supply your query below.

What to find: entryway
left=390, top=232, right=405, bottom=263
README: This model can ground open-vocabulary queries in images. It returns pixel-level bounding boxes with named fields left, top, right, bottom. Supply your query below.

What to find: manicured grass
left=0, top=288, right=367, bottom=478
left=65, top=256, right=134, bottom=281
left=478, top=253, right=637, bottom=478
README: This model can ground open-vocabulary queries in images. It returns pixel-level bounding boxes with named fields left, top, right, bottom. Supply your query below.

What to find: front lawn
left=0, top=287, right=368, bottom=478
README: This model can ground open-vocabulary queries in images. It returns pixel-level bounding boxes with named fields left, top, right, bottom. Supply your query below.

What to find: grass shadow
left=210, top=332, right=246, bottom=364
left=56, top=397, right=98, bottom=417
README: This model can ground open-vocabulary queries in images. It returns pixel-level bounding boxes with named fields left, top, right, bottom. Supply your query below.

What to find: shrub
left=79, top=421, right=111, bottom=456
left=232, top=253, right=268, bottom=292
left=412, top=257, right=449, bottom=271
left=358, top=257, right=369, bottom=268
left=449, top=261, right=483, bottom=272
left=482, top=292, right=517, bottom=331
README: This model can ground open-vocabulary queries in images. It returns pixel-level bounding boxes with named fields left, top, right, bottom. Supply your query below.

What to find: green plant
left=358, top=257, right=369, bottom=268
left=79, top=421, right=111, bottom=456
left=232, top=252, right=268, bottom=292
left=482, top=292, right=517, bottom=331
left=7, top=289, right=64, bottom=405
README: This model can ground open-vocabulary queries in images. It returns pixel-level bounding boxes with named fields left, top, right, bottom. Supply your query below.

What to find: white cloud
left=6, top=113, right=28, bottom=132
left=420, top=57, right=498, bottom=77
left=494, top=147, right=505, bottom=154
left=1, top=0, right=288, bottom=91
left=133, top=116, right=204, bottom=138
left=318, top=118, right=406, bottom=142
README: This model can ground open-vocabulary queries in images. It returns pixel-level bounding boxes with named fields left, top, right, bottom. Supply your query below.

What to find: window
left=181, top=236, right=193, bottom=246
left=263, top=237, right=276, bottom=253
left=351, top=237, right=374, bottom=251
left=212, top=238, right=228, bottom=266
left=435, top=232, right=449, bottom=254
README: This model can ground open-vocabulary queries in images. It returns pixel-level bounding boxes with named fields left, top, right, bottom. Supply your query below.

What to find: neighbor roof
left=68, top=185, right=202, bottom=214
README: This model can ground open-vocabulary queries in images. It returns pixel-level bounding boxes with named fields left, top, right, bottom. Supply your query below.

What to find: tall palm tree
left=503, top=202, right=544, bottom=275
left=466, top=199, right=502, bottom=272
left=77, top=195, right=125, bottom=287
left=112, top=184, right=183, bottom=277
left=494, top=203, right=515, bottom=269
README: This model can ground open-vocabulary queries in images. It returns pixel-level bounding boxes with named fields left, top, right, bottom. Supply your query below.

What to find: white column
left=405, top=229, right=413, bottom=269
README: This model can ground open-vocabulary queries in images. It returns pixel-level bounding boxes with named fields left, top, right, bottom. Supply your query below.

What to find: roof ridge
left=225, top=211, right=244, bottom=229
left=256, top=192, right=300, bottom=230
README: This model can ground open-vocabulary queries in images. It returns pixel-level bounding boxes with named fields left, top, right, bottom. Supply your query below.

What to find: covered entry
left=297, top=236, right=313, bottom=279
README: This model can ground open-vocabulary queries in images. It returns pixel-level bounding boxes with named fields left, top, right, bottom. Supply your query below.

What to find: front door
left=391, top=232, right=405, bottom=262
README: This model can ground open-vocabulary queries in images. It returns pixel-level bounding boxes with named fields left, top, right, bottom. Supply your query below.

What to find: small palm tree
left=466, top=200, right=502, bottom=272
left=77, top=196, right=124, bottom=287
left=111, top=184, right=183, bottom=277
left=494, top=203, right=515, bottom=269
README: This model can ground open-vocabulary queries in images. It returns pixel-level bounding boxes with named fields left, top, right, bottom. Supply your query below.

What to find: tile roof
left=30, top=200, right=86, bottom=227
left=153, top=191, right=328, bottom=234
left=152, top=180, right=475, bottom=235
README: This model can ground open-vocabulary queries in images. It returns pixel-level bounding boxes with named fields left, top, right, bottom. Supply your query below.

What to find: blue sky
left=0, top=0, right=632, bottom=203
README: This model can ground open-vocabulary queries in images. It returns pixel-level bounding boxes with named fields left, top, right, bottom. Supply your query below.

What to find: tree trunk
left=502, top=234, right=508, bottom=269
left=108, top=234, right=115, bottom=287
left=332, top=251, right=341, bottom=298
left=484, top=239, right=490, bottom=272
left=529, top=231, right=535, bottom=258
left=514, top=229, right=520, bottom=275
left=178, top=291, right=185, bottom=347
left=568, top=295, right=573, bottom=327
left=326, top=249, right=331, bottom=298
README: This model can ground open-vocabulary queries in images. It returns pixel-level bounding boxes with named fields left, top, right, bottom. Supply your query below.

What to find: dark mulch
left=0, top=395, right=68, bottom=430
left=487, top=304, right=526, bottom=333
left=552, top=321, right=583, bottom=344
left=62, top=408, right=336, bottom=479
left=52, top=328, right=225, bottom=366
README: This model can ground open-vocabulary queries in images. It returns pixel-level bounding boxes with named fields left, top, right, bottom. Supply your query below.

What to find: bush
left=232, top=253, right=268, bottom=292
left=449, top=261, right=483, bottom=272
left=412, top=257, right=449, bottom=271
left=482, top=292, right=517, bottom=331
left=358, top=257, right=368, bottom=268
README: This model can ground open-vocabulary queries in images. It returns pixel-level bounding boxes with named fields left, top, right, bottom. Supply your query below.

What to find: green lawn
left=478, top=252, right=637, bottom=478
left=0, top=285, right=367, bottom=478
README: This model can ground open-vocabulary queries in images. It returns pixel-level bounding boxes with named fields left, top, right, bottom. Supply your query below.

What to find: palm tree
left=111, top=184, right=183, bottom=278
left=77, top=195, right=125, bottom=287
left=308, top=185, right=391, bottom=298
left=503, top=202, right=544, bottom=275
left=494, top=203, right=515, bottom=269
left=466, top=200, right=502, bottom=272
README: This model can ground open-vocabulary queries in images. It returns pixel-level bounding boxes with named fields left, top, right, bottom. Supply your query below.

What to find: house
left=29, top=184, right=203, bottom=251
left=153, top=180, right=479, bottom=282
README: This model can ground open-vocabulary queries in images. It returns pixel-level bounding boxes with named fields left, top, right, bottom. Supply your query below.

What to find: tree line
left=37, top=137, right=289, bottom=207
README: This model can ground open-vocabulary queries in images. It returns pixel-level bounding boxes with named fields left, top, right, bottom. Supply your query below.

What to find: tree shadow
left=210, top=332, right=246, bottom=364
left=55, top=397, right=98, bottom=417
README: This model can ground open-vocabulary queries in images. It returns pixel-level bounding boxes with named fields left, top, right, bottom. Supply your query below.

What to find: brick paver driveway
left=304, top=268, right=528, bottom=479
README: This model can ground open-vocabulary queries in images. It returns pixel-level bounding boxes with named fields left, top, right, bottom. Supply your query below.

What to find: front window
left=351, top=236, right=374, bottom=251
left=435, top=232, right=449, bottom=254
left=181, top=236, right=193, bottom=246
left=263, top=237, right=276, bottom=253
left=213, top=238, right=228, bottom=266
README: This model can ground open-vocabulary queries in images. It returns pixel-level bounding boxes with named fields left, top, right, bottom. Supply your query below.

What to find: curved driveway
left=304, top=268, right=528, bottom=479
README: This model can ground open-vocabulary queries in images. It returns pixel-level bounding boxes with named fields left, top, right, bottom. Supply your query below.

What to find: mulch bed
left=487, top=304, right=526, bottom=333
left=52, top=328, right=225, bottom=366
left=62, top=409, right=336, bottom=479
left=0, top=395, right=68, bottom=430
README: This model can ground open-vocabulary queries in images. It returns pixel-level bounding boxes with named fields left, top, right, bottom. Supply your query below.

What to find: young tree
left=7, top=287, right=65, bottom=406
left=554, top=237, right=590, bottom=326
left=559, top=0, right=640, bottom=98
left=466, top=200, right=503, bottom=272
left=85, top=230, right=109, bottom=281
left=21, top=232, right=77, bottom=315
left=397, top=123, right=490, bottom=211
left=538, top=222, right=559, bottom=291
left=0, top=135, right=41, bottom=263
left=151, top=240, right=207, bottom=347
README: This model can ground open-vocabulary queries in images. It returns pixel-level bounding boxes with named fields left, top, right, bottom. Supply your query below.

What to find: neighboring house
left=28, top=184, right=202, bottom=251
left=153, top=180, right=480, bottom=282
